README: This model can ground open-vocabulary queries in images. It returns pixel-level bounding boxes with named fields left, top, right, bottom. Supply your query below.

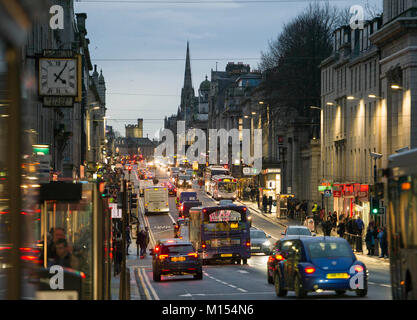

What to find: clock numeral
left=47, top=88, right=53, bottom=94
left=69, top=82, right=75, bottom=89
left=47, top=61, right=53, bottom=66
left=69, top=75, right=75, bottom=80
left=41, top=75, right=47, bottom=80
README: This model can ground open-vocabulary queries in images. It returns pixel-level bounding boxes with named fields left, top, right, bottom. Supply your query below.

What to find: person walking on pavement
left=321, top=217, right=333, bottom=236
left=126, top=226, right=131, bottom=255
left=262, top=195, right=268, bottom=213
left=378, top=226, right=388, bottom=258
left=137, top=229, right=147, bottom=259
left=268, top=196, right=273, bottom=213
left=337, top=217, right=346, bottom=238
left=136, top=228, right=141, bottom=256
left=114, top=232, right=123, bottom=276
left=365, top=226, right=375, bottom=255
left=144, top=227, right=150, bottom=252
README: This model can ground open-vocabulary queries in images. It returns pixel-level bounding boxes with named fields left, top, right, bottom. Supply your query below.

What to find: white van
left=143, top=186, right=169, bottom=214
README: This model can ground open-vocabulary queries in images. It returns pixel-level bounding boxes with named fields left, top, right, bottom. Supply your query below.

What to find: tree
left=259, top=2, right=348, bottom=118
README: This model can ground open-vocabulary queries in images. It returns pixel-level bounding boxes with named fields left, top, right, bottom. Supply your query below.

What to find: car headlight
left=263, top=240, right=271, bottom=246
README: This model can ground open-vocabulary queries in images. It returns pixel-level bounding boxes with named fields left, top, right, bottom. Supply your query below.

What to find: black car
left=150, top=239, right=203, bottom=282
left=178, top=200, right=202, bottom=218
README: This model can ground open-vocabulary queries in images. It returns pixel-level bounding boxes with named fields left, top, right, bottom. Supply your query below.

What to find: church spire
left=184, top=41, right=192, bottom=90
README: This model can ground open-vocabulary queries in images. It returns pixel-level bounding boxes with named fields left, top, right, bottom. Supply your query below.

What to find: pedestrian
left=321, top=217, right=333, bottom=236
left=365, top=226, right=375, bottom=255
left=145, top=226, right=150, bottom=250
left=262, top=195, right=268, bottom=213
left=256, top=189, right=260, bottom=208
left=126, top=226, right=131, bottom=255
left=114, top=232, right=123, bottom=276
left=136, top=228, right=141, bottom=256
left=268, top=196, right=273, bottom=213
left=378, top=227, right=388, bottom=258
left=304, top=216, right=315, bottom=233
left=137, top=229, right=147, bottom=258
left=337, top=218, right=346, bottom=238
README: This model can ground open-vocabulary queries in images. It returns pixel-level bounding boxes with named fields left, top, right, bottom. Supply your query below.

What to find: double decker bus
left=209, top=175, right=238, bottom=200
left=204, top=166, right=230, bottom=193
left=188, top=205, right=251, bottom=264
left=385, top=148, right=417, bottom=299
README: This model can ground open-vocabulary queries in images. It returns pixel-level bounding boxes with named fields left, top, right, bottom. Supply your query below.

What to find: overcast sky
left=74, top=0, right=381, bottom=138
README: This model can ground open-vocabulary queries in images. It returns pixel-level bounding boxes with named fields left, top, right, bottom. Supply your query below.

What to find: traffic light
left=371, top=197, right=379, bottom=215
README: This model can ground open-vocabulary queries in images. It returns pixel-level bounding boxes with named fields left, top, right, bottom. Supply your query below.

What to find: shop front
left=332, top=183, right=370, bottom=227
left=259, top=168, right=281, bottom=214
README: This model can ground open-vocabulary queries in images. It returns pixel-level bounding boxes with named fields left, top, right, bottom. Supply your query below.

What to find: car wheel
left=274, top=272, right=287, bottom=297
left=194, top=271, right=203, bottom=280
left=335, top=290, right=346, bottom=295
left=153, top=271, right=161, bottom=282
left=356, top=287, right=368, bottom=297
left=294, top=274, right=307, bottom=299
left=267, top=268, right=273, bottom=284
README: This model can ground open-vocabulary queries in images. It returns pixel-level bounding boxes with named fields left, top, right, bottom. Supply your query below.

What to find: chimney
left=76, top=13, right=87, bottom=35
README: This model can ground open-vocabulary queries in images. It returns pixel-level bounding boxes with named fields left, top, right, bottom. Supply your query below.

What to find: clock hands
left=54, top=61, right=68, bottom=84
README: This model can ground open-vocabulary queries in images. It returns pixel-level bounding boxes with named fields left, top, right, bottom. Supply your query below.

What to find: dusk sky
left=74, top=0, right=381, bottom=138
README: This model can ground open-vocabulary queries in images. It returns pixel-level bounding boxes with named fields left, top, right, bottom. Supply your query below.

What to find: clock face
left=39, top=58, right=78, bottom=96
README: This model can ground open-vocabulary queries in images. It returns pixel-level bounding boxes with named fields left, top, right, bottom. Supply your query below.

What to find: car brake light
left=159, top=254, right=169, bottom=260
left=154, top=246, right=160, bottom=252
left=275, top=254, right=285, bottom=261
left=245, top=241, right=250, bottom=247
left=354, top=265, right=364, bottom=273
left=304, top=266, right=316, bottom=274
left=187, top=252, right=198, bottom=258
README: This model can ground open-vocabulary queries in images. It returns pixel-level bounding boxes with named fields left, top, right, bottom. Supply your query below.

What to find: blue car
left=272, top=236, right=368, bottom=298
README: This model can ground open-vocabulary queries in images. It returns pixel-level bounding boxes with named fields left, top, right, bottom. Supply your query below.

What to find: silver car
left=250, top=228, right=272, bottom=255
left=281, top=225, right=313, bottom=237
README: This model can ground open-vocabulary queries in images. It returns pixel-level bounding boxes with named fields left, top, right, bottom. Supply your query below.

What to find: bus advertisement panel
left=188, top=205, right=251, bottom=264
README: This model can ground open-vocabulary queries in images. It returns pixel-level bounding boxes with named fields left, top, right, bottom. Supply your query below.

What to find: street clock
left=39, top=58, right=78, bottom=96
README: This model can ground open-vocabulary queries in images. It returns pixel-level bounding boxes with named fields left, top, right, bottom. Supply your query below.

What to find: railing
left=343, top=232, right=363, bottom=252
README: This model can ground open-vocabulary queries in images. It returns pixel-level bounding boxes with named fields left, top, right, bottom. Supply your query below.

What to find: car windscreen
left=179, top=175, right=191, bottom=180
left=286, top=228, right=311, bottom=236
left=251, top=230, right=267, bottom=239
left=161, top=244, right=194, bottom=255
left=307, top=241, right=352, bottom=259
left=180, top=193, right=197, bottom=201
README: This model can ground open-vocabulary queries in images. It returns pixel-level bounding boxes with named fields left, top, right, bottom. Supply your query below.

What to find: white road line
left=203, top=271, right=248, bottom=293
left=137, top=268, right=151, bottom=300
left=140, top=267, right=160, bottom=300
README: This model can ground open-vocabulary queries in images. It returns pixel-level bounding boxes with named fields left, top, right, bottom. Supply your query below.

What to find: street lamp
left=370, top=152, right=382, bottom=186
left=326, top=102, right=335, bottom=106
left=391, top=84, right=402, bottom=90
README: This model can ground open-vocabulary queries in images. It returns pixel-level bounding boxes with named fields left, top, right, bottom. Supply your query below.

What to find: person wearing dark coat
left=337, top=219, right=346, bottom=238
left=137, top=229, right=147, bottom=258
left=262, top=195, right=268, bottom=213
left=268, top=196, right=273, bottom=213
left=365, top=226, right=375, bottom=255
left=321, top=217, right=333, bottom=236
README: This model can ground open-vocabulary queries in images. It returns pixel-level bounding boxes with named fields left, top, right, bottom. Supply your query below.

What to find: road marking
left=237, top=270, right=249, bottom=274
left=137, top=267, right=151, bottom=300
left=179, top=291, right=273, bottom=297
left=141, top=267, right=160, bottom=300
left=368, top=281, right=391, bottom=288
left=203, top=271, right=248, bottom=293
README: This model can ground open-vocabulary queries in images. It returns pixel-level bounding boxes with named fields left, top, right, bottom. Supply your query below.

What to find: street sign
left=324, top=189, right=332, bottom=197
left=109, top=203, right=122, bottom=219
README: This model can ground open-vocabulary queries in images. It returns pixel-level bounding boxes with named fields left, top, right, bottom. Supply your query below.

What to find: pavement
left=236, top=199, right=390, bottom=265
